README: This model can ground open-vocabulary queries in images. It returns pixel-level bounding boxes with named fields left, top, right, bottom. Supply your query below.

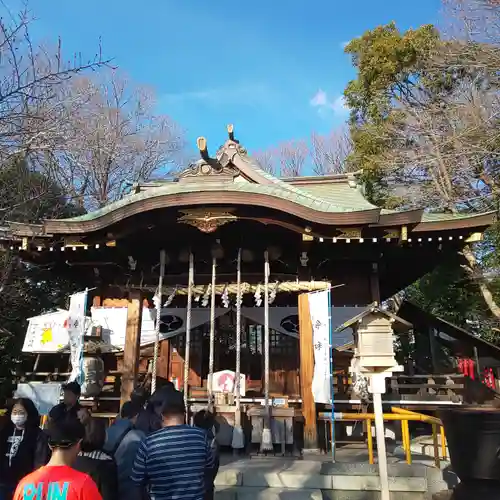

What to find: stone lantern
left=337, top=304, right=411, bottom=500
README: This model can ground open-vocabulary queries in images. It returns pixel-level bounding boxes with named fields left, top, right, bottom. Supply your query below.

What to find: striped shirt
left=131, top=424, right=215, bottom=500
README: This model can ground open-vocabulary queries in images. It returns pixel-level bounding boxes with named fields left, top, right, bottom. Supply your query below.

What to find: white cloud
left=332, top=95, right=347, bottom=114
left=310, top=90, right=349, bottom=117
left=309, top=89, right=328, bottom=107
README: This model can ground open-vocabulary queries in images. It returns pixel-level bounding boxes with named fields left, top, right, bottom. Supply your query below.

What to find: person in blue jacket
left=103, top=401, right=147, bottom=500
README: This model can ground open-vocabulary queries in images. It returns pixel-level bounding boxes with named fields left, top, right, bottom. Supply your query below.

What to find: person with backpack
left=104, top=401, right=146, bottom=500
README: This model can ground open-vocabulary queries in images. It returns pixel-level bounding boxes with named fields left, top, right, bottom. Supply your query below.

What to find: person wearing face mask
left=0, top=398, right=50, bottom=500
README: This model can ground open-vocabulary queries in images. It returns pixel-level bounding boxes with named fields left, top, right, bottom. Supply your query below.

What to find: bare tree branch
left=252, top=149, right=276, bottom=175
left=310, top=126, right=353, bottom=175
left=36, top=71, right=186, bottom=208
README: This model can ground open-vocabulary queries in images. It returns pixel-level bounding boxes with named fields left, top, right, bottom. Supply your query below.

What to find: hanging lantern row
left=8, top=242, right=110, bottom=252
left=6, top=232, right=472, bottom=253
left=310, top=235, right=465, bottom=243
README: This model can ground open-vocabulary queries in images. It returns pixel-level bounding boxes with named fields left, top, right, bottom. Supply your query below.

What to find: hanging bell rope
left=235, top=248, right=242, bottom=409
left=183, top=252, right=194, bottom=414
left=261, top=249, right=273, bottom=452
left=151, top=249, right=166, bottom=394
left=232, top=248, right=245, bottom=450
left=207, top=255, right=217, bottom=407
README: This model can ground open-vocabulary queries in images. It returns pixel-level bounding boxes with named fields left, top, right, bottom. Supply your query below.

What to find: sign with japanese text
left=67, top=291, right=87, bottom=384
left=309, top=290, right=331, bottom=403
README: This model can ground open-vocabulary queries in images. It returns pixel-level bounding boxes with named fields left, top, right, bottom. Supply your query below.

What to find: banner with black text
left=309, top=290, right=331, bottom=404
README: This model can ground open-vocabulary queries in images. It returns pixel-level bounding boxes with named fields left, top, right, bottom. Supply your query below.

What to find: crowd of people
left=0, top=380, right=219, bottom=500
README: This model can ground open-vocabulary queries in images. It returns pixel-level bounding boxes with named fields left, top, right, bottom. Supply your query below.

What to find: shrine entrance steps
left=214, top=456, right=455, bottom=500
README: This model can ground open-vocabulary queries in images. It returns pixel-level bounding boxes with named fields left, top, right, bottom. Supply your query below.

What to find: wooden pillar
left=120, top=291, right=143, bottom=405
left=298, top=293, right=318, bottom=450
left=157, top=339, right=171, bottom=381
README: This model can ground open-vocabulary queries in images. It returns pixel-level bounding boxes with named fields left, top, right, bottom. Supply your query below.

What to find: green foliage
left=344, top=22, right=440, bottom=124
left=0, top=157, right=83, bottom=223
left=345, top=19, right=500, bottom=342
left=0, top=256, right=77, bottom=399
left=0, top=157, right=83, bottom=399
left=406, top=257, right=482, bottom=325
left=344, top=23, right=441, bottom=205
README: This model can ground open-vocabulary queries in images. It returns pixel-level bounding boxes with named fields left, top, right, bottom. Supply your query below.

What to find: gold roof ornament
left=177, top=209, right=238, bottom=233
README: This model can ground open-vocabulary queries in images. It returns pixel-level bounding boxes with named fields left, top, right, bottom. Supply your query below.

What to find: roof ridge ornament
left=227, top=124, right=239, bottom=144
left=197, top=136, right=210, bottom=161
left=176, top=137, right=238, bottom=182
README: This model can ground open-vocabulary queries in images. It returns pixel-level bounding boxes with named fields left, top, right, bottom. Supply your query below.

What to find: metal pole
left=183, top=253, right=194, bottom=414
left=79, top=288, right=88, bottom=387
left=373, top=390, right=390, bottom=500
left=328, top=286, right=336, bottom=462
left=151, top=249, right=166, bottom=394
left=208, top=256, right=217, bottom=405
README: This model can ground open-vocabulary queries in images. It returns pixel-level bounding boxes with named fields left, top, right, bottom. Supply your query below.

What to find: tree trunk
left=462, top=245, right=500, bottom=319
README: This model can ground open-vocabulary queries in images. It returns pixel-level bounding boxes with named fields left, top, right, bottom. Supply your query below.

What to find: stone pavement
left=215, top=445, right=457, bottom=499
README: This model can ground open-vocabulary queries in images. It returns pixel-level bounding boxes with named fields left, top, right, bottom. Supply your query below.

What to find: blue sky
left=11, top=0, right=441, bottom=152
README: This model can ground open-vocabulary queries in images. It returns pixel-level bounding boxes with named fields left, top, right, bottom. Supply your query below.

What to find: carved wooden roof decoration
left=0, top=124, right=495, bottom=241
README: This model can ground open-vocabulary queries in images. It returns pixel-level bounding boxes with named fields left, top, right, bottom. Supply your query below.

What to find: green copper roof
left=296, top=183, right=378, bottom=212
left=61, top=181, right=378, bottom=223
left=421, top=212, right=486, bottom=222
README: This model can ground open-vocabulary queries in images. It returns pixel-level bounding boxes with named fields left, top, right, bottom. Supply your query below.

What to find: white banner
left=15, top=383, right=62, bottom=416
left=22, top=310, right=69, bottom=353
left=309, top=291, right=331, bottom=404
left=68, top=291, right=87, bottom=384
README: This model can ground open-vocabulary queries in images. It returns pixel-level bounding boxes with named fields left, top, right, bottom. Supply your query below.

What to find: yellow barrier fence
left=320, top=408, right=447, bottom=467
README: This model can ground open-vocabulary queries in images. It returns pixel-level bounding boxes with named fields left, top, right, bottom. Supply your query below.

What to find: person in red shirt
left=13, top=417, right=102, bottom=500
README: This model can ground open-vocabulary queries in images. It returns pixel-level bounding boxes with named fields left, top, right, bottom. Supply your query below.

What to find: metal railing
left=319, top=407, right=447, bottom=467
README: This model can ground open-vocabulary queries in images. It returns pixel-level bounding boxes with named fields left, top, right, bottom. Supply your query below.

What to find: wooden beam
left=120, top=291, right=143, bottom=405
left=157, top=339, right=171, bottom=381
left=298, top=293, right=318, bottom=450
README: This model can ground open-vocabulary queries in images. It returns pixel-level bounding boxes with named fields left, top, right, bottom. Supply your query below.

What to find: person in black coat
left=0, top=398, right=50, bottom=500
left=135, top=381, right=176, bottom=435
left=73, top=416, right=118, bottom=500
left=48, top=381, right=82, bottom=423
